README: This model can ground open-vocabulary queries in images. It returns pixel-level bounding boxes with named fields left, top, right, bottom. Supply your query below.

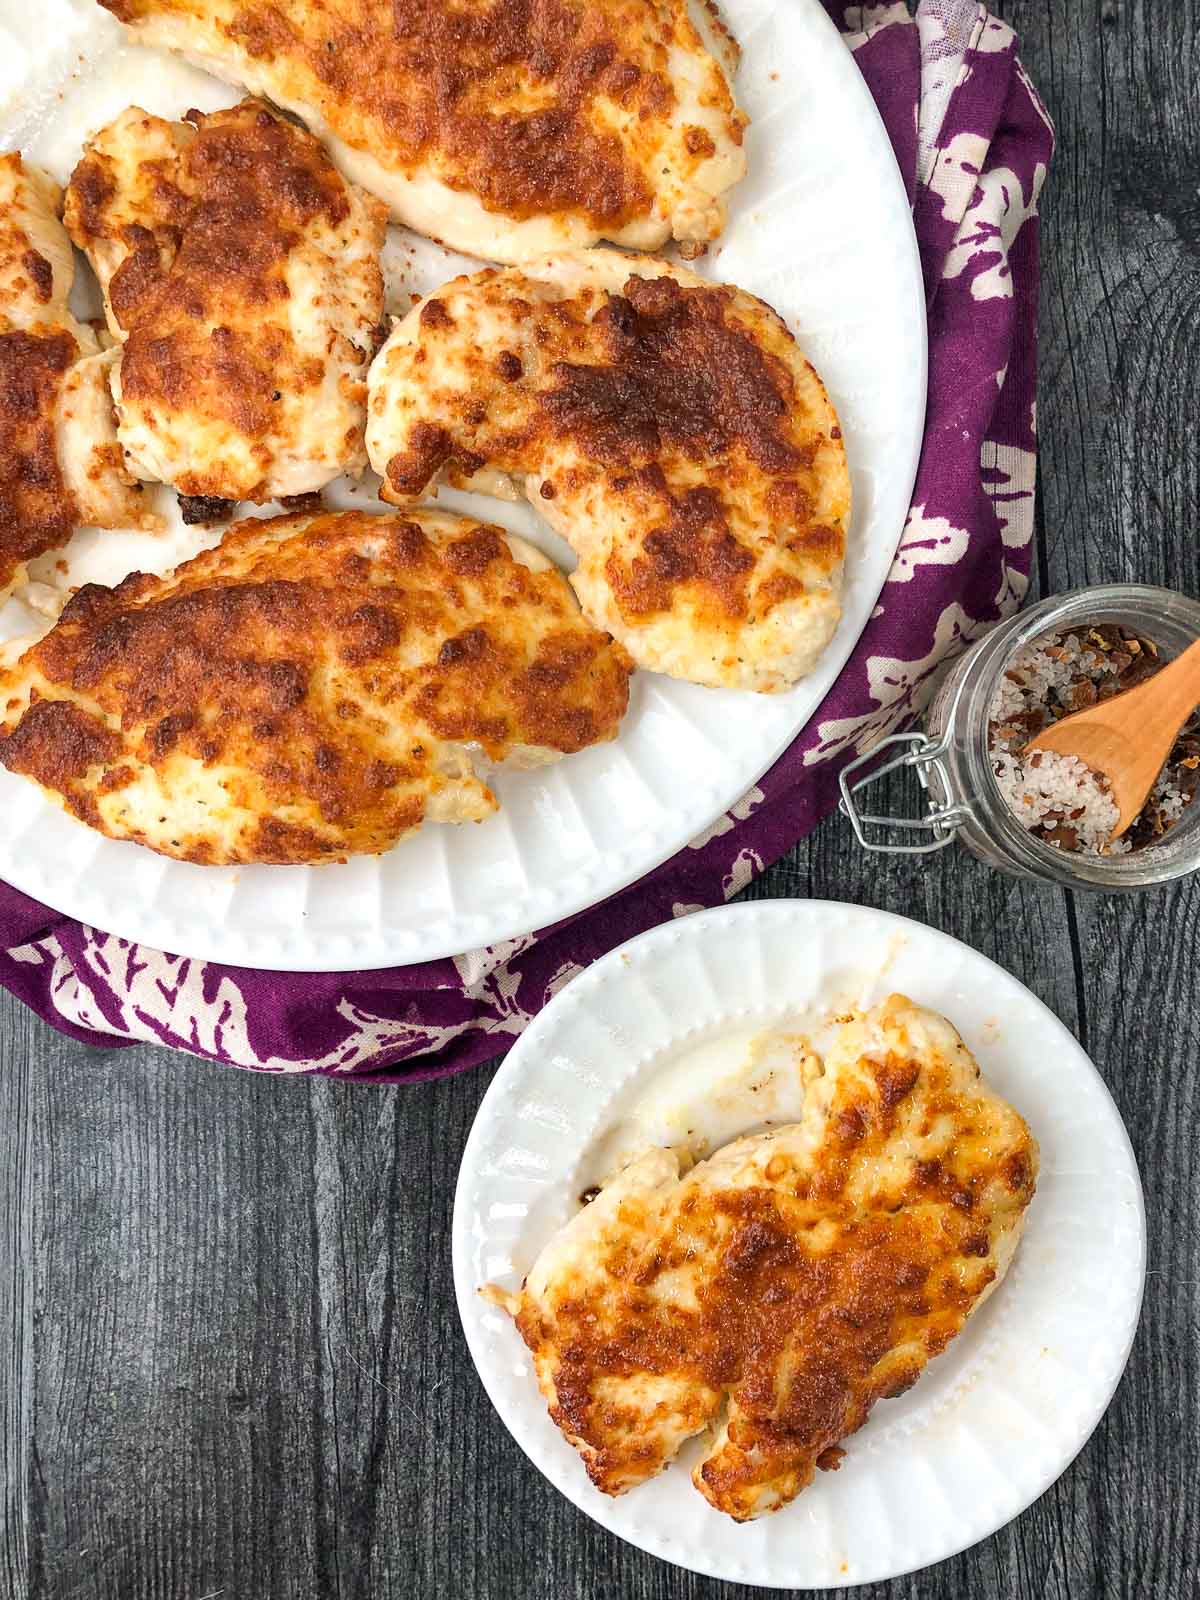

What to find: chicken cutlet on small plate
left=0, top=0, right=926, bottom=969
left=0, top=152, right=155, bottom=604
left=367, top=251, right=850, bottom=691
left=454, top=901, right=1145, bottom=1586
left=0, top=508, right=631, bottom=865
left=64, top=99, right=387, bottom=512
left=488, top=995, right=1038, bottom=1520
left=96, top=0, right=747, bottom=264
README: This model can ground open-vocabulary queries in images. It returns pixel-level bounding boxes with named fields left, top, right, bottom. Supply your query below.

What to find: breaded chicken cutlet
left=0, top=508, right=632, bottom=864
left=97, top=0, right=747, bottom=264
left=488, top=996, right=1038, bottom=1520
left=0, top=153, right=154, bottom=603
left=64, top=100, right=387, bottom=514
left=368, top=252, right=850, bottom=691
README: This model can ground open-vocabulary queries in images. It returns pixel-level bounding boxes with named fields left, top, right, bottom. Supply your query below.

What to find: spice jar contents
left=988, top=626, right=1200, bottom=855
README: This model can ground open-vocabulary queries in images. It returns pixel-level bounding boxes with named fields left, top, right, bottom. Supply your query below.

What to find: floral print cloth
left=0, top=0, right=1054, bottom=1080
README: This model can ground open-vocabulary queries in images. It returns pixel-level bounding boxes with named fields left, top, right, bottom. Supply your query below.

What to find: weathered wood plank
left=0, top=1000, right=36, bottom=1600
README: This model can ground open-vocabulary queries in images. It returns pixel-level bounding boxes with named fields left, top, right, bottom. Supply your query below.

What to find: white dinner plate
left=453, top=900, right=1146, bottom=1588
left=0, top=0, right=925, bottom=970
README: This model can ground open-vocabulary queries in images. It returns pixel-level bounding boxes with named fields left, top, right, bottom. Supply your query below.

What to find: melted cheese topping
left=100, top=0, right=748, bottom=263
left=491, top=996, right=1038, bottom=1519
left=368, top=252, right=850, bottom=690
left=0, top=508, right=632, bottom=864
left=0, top=153, right=152, bottom=602
left=65, top=101, right=388, bottom=504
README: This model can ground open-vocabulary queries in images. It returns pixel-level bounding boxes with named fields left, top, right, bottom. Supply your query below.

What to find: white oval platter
left=0, top=0, right=925, bottom=969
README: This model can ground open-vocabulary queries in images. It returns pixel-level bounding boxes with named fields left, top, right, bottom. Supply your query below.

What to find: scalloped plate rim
left=451, top=900, right=1147, bottom=1588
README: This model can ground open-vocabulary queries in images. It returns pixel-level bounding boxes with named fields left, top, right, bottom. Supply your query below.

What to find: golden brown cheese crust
left=0, top=508, right=632, bottom=864
left=63, top=110, right=194, bottom=337
left=65, top=100, right=387, bottom=502
left=99, top=0, right=747, bottom=258
left=117, top=106, right=348, bottom=459
left=0, top=154, right=79, bottom=596
left=0, top=152, right=152, bottom=599
left=0, top=154, right=64, bottom=314
left=0, top=329, right=80, bottom=596
left=368, top=254, right=850, bottom=690
left=498, top=997, right=1038, bottom=1518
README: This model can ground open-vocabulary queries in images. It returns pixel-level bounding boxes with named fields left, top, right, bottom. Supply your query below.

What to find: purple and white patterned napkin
left=0, top=1, right=1053, bottom=1080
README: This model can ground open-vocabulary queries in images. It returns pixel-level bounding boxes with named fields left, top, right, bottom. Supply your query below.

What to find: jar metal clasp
left=838, top=731, right=968, bottom=855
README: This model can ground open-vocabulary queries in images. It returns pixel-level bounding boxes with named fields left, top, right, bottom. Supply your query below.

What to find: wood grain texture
left=3, top=2, right=1200, bottom=1596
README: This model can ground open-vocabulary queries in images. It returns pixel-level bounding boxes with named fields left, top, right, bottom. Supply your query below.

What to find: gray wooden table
left=4, top=4, right=1199, bottom=1597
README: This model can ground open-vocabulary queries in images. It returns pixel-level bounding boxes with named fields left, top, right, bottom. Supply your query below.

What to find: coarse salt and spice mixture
left=988, top=627, right=1200, bottom=856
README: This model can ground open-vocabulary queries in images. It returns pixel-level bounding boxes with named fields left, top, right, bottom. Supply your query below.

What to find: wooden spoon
left=1024, top=637, right=1200, bottom=841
